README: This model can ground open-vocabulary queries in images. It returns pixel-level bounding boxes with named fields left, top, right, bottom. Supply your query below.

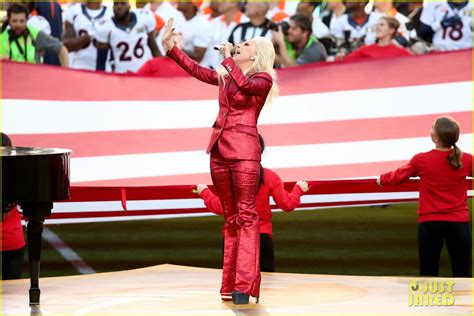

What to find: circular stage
left=3, top=264, right=472, bottom=315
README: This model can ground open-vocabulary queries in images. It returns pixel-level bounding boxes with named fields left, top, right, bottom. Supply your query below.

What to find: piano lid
left=2, top=146, right=72, bottom=157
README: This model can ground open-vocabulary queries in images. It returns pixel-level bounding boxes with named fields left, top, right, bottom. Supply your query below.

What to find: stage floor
left=2, top=264, right=472, bottom=315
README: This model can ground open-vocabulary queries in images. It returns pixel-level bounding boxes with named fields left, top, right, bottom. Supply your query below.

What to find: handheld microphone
left=214, top=45, right=236, bottom=56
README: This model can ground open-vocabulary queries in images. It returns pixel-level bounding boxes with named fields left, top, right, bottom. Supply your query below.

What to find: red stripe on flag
left=65, top=179, right=471, bottom=202
left=3, top=49, right=471, bottom=101
left=49, top=178, right=471, bottom=222
left=11, top=112, right=471, bottom=158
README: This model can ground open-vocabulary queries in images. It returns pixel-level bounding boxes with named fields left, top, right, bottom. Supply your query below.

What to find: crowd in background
left=1, top=0, right=472, bottom=75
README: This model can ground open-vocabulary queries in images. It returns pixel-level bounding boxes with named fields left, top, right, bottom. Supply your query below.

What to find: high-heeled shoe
left=232, top=291, right=258, bottom=305
left=232, top=291, right=249, bottom=304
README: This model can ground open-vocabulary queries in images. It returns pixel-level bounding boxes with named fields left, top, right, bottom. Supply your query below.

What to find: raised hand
left=223, top=42, right=234, bottom=58
left=271, top=24, right=285, bottom=47
left=162, top=18, right=175, bottom=52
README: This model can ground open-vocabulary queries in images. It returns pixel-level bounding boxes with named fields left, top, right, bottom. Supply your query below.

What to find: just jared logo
left=408, top=280, right=455, bottom=307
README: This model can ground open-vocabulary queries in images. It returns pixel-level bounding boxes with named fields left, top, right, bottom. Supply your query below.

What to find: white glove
left=296, top=180, right=309, bottom=192
left=196, top=184, right=208, bottom=195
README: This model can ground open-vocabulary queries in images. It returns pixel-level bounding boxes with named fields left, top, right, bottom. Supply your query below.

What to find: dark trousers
left=418, top=221, right=471, bottom=277
left=260, top=233, right=275, bottom=272
left=223, top=233, right=275, bottom=273
left=1, top=247, right=25, bottom=280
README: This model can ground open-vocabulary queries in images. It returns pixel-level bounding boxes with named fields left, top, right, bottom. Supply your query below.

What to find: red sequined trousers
left=210, top=148, right=261, bottom=298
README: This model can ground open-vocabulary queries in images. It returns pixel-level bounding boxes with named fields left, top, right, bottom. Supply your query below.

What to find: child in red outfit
left=197, top=134, right=309, bottom=272
left=377, top=117, right=472, bottom=277
left=1, top=133, right=26, bottom=280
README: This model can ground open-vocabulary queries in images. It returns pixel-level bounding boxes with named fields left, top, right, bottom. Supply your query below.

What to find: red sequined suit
left=166, top=46, right=273, bottom=298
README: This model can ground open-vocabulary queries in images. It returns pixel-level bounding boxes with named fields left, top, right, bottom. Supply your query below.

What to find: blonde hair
left=217, top=37, right=279, bottom=107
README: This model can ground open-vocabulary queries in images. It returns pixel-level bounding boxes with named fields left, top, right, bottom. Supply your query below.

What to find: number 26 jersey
left=96, top=9, right=156, bottom=73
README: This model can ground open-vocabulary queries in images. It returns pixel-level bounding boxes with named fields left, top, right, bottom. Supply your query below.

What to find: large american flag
left=4, top=49, right=472, bottom=223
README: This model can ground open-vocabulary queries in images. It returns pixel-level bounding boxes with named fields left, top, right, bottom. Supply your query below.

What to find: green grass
left=19, top=201, right=473, bottom=278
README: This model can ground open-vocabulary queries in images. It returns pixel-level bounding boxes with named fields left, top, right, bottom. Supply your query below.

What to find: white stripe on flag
left=53, top=193, right=420, bottom=213
left=52, top=198, right=206, bottom=212
left=4, top=82, right=471, bottom=134
left=44, top=213, right=217, bottom=225
left=69, top=134, right=472, bottom=182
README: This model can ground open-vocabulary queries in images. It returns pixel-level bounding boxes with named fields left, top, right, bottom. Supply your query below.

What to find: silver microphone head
left=213, top=45, right=236, bottom=56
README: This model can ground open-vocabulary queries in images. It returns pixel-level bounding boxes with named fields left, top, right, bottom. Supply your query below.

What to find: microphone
left=214, top=45, right=236, bottom=56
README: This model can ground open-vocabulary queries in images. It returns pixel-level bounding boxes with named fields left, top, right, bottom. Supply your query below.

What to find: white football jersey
left=67, top=4, right=113, bottom=70
left=28, top=15, right=51, bottom=35
left=394, top=11, right=410, bottom=40
left=420, top=0, right=472, bottom=51
left=276, top=1, right=299, bottom=17
left=64, top=3, right=81, bottom=66
left=65, top=3, right=82, bottom=24
left=96, top=9, right=156, bottom=73
left=201, top=12, right=249, bottom=69
left=331, top=12, right=383, bottom=45
left=180, top=14, right=212, bottom=66
left=151, top=2, right=186, bottom=55
left=312, top=15, right=331, bottom=38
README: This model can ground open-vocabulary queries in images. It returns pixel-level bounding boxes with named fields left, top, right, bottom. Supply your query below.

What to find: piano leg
left=27, top=219, right=44, bottom=305
left=23, top=203, right=52, bottom=306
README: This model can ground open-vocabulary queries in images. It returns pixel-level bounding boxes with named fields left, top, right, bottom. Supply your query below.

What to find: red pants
left=210, top=149, right=261, bottom=297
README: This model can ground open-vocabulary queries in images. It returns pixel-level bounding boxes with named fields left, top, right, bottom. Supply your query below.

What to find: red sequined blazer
left=166, top=46, right=273, bottom=161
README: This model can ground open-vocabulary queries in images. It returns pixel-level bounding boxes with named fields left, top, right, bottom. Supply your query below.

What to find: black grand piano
left=2, top=146, right=71, bottom=305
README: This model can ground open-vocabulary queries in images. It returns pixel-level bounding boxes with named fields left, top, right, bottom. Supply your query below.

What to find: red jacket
left=380, top=150, right=472, bottom=223
left=345, top=44, right=412, bottom=61
left=166, top=46, right=273, bottom=161
left=136, top=57, right=189, bottom=77
left=200, top=168, right=304, bottom=238
left=1, top=206, right=25, bottom=251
